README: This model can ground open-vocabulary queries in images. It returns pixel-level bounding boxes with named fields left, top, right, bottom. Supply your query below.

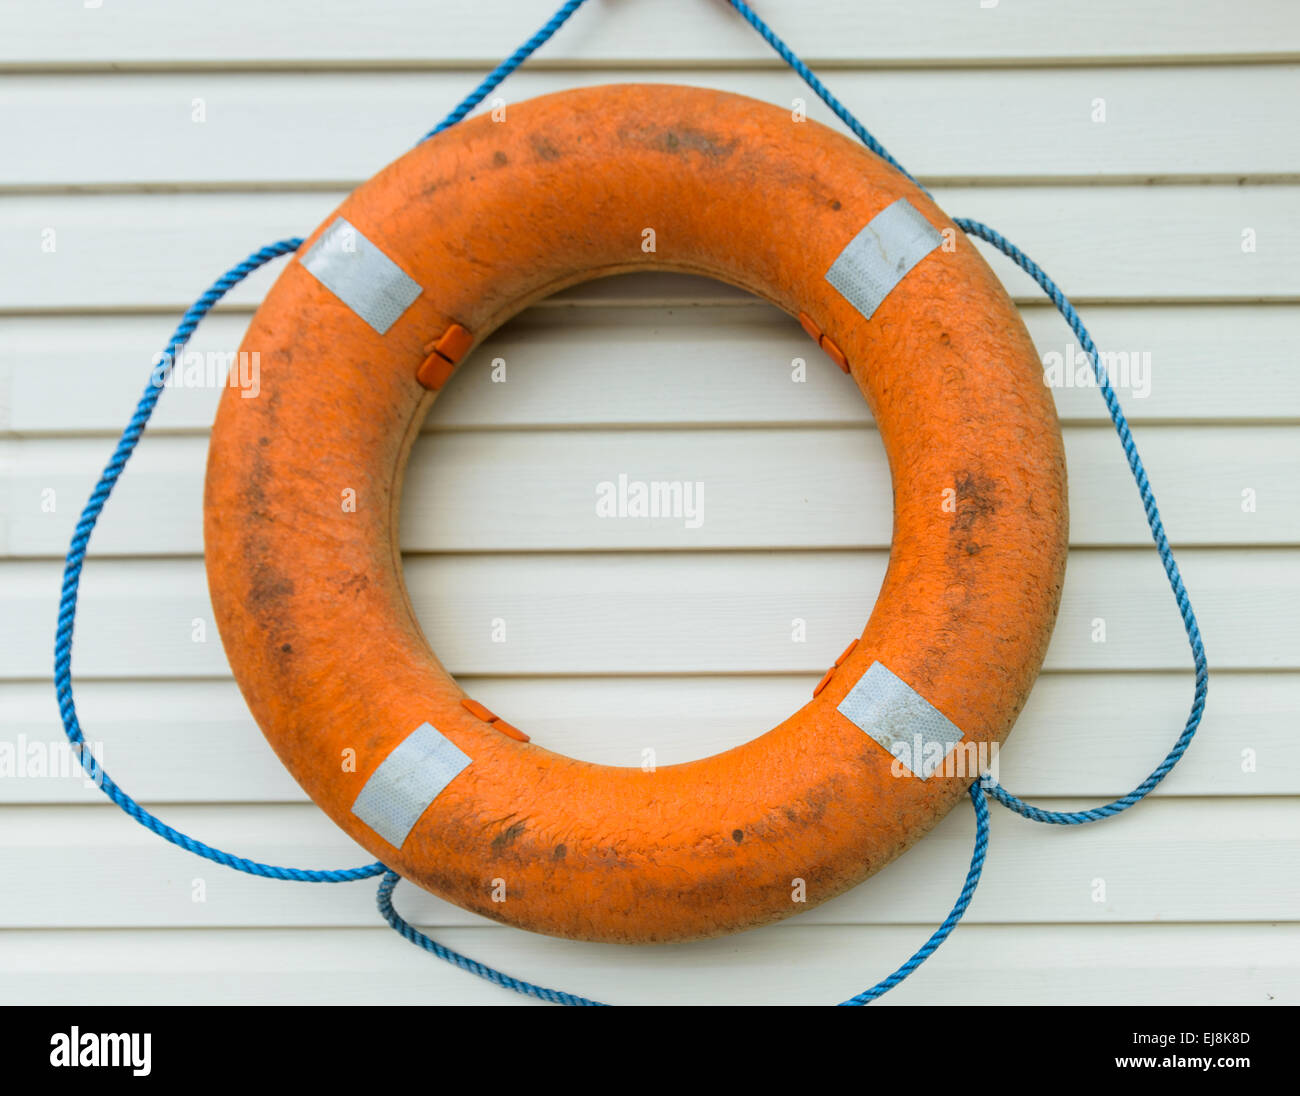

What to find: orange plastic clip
left=460, top=697, right=496, bottom=722
left=416, top=322, right=474, bottom=389
left=491, top=720, right=530, bottom=743
left=795, top=311, right=850, bottom=373
left=460, top=697, right=530, bottom=742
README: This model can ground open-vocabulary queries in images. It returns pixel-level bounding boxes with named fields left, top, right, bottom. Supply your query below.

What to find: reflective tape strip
left=836, top=661, right=964, bottom=781
left=824, top=198, right=943, bottom=321
left=300, top=217, right=422, bottom=335
left=350, top=723, right=471, bottom=847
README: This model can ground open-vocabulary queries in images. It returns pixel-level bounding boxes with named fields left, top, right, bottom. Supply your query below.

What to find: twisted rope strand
left=838, top=782, right=989, bottom=1005
left=54, top=240, right=384, bottom=882
left=378, top=872, right=606, bottom=1006
left=952, top=221, right=1208, bottom=824
left=375, top=781, right=991, bottom=1007
left=419, top=0, right=592, bottom=143
left=725, top=0, right=923, bottom=190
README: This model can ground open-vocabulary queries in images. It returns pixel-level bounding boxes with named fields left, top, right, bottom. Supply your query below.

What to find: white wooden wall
left=2, top=0, right=1298, bottom=1005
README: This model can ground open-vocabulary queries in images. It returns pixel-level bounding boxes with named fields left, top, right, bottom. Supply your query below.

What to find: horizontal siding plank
left=3, top=1, right=1295, bottom=67
left=5, top=304, right=1296, bottom=436
left=1, top=549, right=1291, bottom=677
left=0, top=923, right=1290, bottom=1006
left=6, top=66, right=1297, bottom=186
left=5, top=426, right=1296, bottom=555
left=1, top=672, right=1291, bottom=803
left=1, top=798, right=1293, bottom=928
left=1, top=186, right=1295, bottom=312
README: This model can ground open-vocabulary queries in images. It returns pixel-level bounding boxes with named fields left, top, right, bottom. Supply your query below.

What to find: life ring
left=204, top=83, right=1067, bottom=944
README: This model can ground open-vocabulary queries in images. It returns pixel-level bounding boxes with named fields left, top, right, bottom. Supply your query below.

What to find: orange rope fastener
left=813, top=639, right=860, bottom=696
left=797, top=309, right=851, bottom=373
left=461, top=698, right=531, bottom=742
left=416, top=322, right=474, bottom=389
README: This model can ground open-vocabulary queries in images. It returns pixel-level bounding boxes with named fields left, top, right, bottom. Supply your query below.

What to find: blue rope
left=376, top=781, right=990, bottom=1007
left=839, top=781, right=989, bottom=1005
left=378, top=873, right=606, bottom=1006
left=418, top=0, right=592, bottom=143
left=724, top=0, right=1208, bottom=823
left=50, top=0, right=595, bottom=888
left=725, top=0, right=923, bottom=191
left=50, top=0, right=1209, bottom=1002
left=952, top=220, right=1209, bottom=824
left=726, top=0, right=1208, bottom=830
left=53, top=240, right=384, bottom=883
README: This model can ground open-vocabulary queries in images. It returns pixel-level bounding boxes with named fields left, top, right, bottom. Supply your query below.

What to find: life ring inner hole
left=396, top=270, right=890, bottom=767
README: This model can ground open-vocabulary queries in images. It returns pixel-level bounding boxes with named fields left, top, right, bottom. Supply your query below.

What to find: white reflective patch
left=837, top=661, right=964, bottom=781
left=351, top=723, right=471, bottom=847
left=825, top=198, right=943, bottom=320
left=300, top=217, right=422, bottom=335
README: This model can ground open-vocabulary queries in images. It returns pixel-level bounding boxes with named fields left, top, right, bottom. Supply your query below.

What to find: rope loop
left=53, top=238, right=386, bottom=883
left=50, top=0, right=1208, bottom=1001
left=953, top=220, right=1208, bottom=824
left=376, top=781, right=991, bottom=1007
left=838, top=781, right=989, bottom=1005
left=377, top=872, right=607, bottom=1006
left=722, top=3, right=1209, bottom=826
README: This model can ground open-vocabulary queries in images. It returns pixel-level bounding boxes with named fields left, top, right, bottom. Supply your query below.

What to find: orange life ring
left=204, top=84, right=1067, bottom=944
